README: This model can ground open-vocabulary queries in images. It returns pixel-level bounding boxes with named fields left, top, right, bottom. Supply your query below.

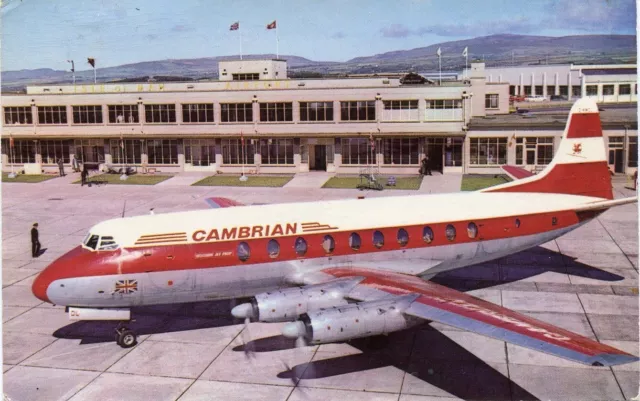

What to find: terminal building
left=1, top=59, right=637, bottom=176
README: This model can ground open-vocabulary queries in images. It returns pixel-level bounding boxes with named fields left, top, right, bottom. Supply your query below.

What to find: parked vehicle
left=524, top=95, right=547, bottom=102
left=550, top=95, right=568, bottom=101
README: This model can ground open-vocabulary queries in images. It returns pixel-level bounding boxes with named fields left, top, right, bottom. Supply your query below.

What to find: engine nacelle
left=282, top=294, right=420, bottom=344
left=231, top=277, right=363, bottom=322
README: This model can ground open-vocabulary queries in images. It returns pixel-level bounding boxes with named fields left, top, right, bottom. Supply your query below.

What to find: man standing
left=57, top=158, right=65, bottom=176
left=81, top=165, right=88, bottom=186
left=31, top=223, right=41, bottom=258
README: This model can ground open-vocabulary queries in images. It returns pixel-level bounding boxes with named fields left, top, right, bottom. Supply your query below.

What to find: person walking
left=57, top=158, right=65, bottom=176
left=31, top=223, right=41, bottom=258
left=81, top=165, right=88, bottom=186
left=425, top=155, right=432, bottom=176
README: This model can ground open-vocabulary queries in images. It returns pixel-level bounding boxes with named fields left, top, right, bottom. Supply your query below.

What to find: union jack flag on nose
left=115, top=280, right=138, bottom=294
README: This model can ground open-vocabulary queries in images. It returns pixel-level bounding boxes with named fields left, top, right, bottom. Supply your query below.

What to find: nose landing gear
left=115, top=322, right=137, bottom=348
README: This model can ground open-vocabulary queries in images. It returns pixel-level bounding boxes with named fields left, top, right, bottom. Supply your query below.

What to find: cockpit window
left=83, top=234, right=119, bottom=251
left=84, top=234, right=100, bottom=250
left=99, top=236, right=118, bottom=250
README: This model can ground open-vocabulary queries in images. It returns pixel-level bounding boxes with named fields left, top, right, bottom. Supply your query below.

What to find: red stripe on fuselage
left=487, top=161, right=613, bottom=200
left=566, top=113, right=602, bottom=139
left=36, top=209, right=582, bottom=285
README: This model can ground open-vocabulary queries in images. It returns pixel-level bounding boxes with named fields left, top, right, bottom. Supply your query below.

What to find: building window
left=300, top=102, right=333, bottom=122
left=74, top=139, right=105, bottom=164
left=295, top=237, right=307, bottom=256
left=147, top=139, right=178, bottom=164
left=373, top=230, right=384, bottom=249
left=422, top=226, right=434, bottom=243
left=559, top=86, right=568, bottom=96
left=110, top=139, right=143, bottom=164
left=232, top=73, right=259, bottom=81
left=572, top=86, right=581, bottom=97
left=444, top=137, right=464, bottom=167
left=629, top=137, right=637, bottom=168
left=586, top=85, right=598, bottom=96
left=425, top=99, right=462, bottom=121
left=602, top=85, right=614, bottom=96
left=259, top=102, right=293, bottom=122
left=267, top=239, right=280, bottom=258
left=534, top=86, right=543, bottom=95
left=397, top=228, right=409, bottom=247
left=4, top=107, right=33, bottom=125
left=445, top=224, right=456, bottom=241
left=221, top=103, right=253, bottom=122
left=382, top=138, right=419, bottom=165
left=619, top=84, right=632, bottom=95
left=340, top=138, right=374, bottom=165
left=72, top=105, right=103, bottom=124
left=524, top=86, right=532, bottom=95
left=467, top=222, right=478, bottom=239
left=340, top=101, right=375, bottom=121
left=259, top=138, right=293, bottom=165
left=349, top=233, right=361, bottom=250
left=382, top=100, right=419, bottom=121
left=237, top=242, right=250, bottom=261
left=182, top=104, right=214, bottom=123
left=1, top=139, right=37, bottom=163
left=221, top=139, right=255, bottom=165
left=516, top=137, right=554, bottom=165
left=37, top=106, right=67, bottom=124
left=485, top=94, right=499, bottom=109
left=469, top=138, right=507, bottom=165
left=184, top=139, right=216, bottom=166
left=145, top=104, right=176, bottom=123
left=39, top=139, right=71, bottom=164
left=546, top=86, right=555, bottom=96
left=322, top=235, right=335, bottom=254
left=108, top=105, right=139, bottom=123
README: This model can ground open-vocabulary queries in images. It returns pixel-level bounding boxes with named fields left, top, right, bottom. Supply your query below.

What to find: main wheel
left=116, top=329, right=137, bottom=348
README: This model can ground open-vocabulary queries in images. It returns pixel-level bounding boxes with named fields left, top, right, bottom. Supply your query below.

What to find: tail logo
left=572, top=143, right=582, bottom=154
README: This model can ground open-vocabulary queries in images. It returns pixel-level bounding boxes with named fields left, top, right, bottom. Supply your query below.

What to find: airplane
left=32, top=97, right=638, bottom=369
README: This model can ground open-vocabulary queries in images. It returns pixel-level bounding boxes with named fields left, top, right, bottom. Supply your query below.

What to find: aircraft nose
left=32, top=272, right=52, bottom=303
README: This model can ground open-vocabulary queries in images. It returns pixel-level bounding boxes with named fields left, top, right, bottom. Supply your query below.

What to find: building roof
left=582, top=69, right=637, bottom=76
left=470, top=105, right=637, bottom=130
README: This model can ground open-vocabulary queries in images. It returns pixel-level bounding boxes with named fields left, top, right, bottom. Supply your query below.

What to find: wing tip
left=589, top=353, right=640, bottom=367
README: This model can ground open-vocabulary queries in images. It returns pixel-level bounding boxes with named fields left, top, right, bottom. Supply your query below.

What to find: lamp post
left=67, top=60, right=75, bottom=85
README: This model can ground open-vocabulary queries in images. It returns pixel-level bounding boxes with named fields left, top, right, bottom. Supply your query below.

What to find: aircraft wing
left=205, top=197, right=245, bottom=208
left=500, top=165, right=534, bottom=180
left=315, top=267, right=638, bottom=367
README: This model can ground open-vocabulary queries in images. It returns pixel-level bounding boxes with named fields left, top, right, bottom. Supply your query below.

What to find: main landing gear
left=115, top=322, right=137, bottom=348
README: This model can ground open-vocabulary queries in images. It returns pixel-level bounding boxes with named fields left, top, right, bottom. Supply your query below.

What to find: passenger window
left=552, top=217, right=558, bottom=226
left=422, top=226, right=434, bottom=243
left=84, top=234, right=99, bottom=250
left=322, top=235, right=335, bottom=254
left=349, top=233, right=361, bottom=250
left=267, top=239, right=280, bottom=258
left=397, top=228, right=409, bottom=247
left=445, top=224, right=456, bottom=241
left=515, top=218, right=521, bottom=228
left=467, top=223, right=478, bottom=239
left=295, top=237, right=307, bottom=256
left=237, top=241, right=250, bottom=261
left=373, top=230, right=384, bottom=249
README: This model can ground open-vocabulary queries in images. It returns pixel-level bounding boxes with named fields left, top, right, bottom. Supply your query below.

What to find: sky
left=0, top=0, right=637, bottom=72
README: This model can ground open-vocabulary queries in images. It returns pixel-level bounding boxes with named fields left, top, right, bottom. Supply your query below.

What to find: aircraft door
left=143, top=246, right=196, bottom=302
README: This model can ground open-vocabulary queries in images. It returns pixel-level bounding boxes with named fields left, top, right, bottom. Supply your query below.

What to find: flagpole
left=276, top=26, right=279, bottom=59
left=240, top=23, right=243, bottom=60
left=439, top=54, right=442, bottom=86
left=93, top=66, right=96, bottom=84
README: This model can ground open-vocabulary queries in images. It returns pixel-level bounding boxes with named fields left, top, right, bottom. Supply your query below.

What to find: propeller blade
left=242, top=316, right=255, bottom=359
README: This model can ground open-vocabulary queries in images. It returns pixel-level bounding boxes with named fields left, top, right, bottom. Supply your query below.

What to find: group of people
left=55, top=158, right=90, bottom=186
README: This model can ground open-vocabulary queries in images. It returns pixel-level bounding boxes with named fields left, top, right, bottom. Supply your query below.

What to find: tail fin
left=483, top=98, right=613, bottom=200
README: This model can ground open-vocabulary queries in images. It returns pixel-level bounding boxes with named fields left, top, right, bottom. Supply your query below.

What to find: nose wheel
left=115, top=323, right=137, bottom=348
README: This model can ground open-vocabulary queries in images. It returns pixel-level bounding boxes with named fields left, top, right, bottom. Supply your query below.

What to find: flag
left=240, top=131, right=244, bottom=145
left=436, top=47, right=441, bottom=57
left=267, top=20, right=276, bottom=29
left=369, top=132, right=375, bottom=150
left=87, top=58, right=95, bottom=68
left=462, top=47, right=468, bottom=57
left=230, top=21, right=239, bottom=31
left=9, top=135, right=14, bottom=148
left=120, top=136, right=124, bottom=149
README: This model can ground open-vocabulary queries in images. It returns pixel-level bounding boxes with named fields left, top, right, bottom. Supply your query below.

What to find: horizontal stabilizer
left=575, top=196, right=638, bottom=212
left=501, top=165, right=535, bottom=181
left=205, top=197, right=245, bottom=208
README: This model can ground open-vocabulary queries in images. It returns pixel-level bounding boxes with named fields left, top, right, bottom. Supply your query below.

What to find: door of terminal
left=609, top=149, right=624, bottom=174
left=313, top=145, right=326, bottom=171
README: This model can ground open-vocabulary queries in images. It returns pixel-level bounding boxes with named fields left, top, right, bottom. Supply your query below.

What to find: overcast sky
left=1, top=0, right=636, bottom=71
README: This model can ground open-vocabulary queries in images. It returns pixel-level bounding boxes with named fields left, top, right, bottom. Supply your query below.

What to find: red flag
left=240, top=131, right=244, bottom=146
left=120, top=136, right=124, bottom=149
left=230, top=22, right=239, bottom=31
left=266, top=20, right=276, bottom=29
left=87, top=57, right=95, bottom=68
left=9, top=135, right=14, bottom=148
